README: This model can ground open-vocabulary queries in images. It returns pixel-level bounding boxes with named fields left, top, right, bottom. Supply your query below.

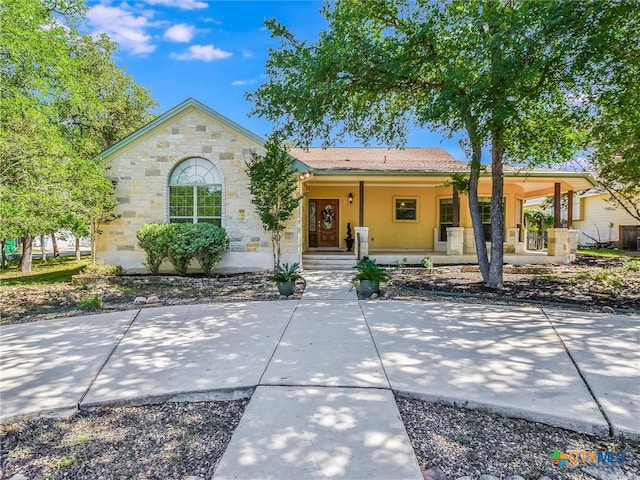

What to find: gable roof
left=290, top=147, right=468, bottom=173
left=97, top=98, right=269, bottom=161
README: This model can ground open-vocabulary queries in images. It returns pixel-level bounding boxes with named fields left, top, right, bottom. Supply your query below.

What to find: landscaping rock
left=423, top=466, right=448, bottom=480
left=133, top=296, right=147, bottom=305
left=583, top=464, right=628, bottom=480
left=146, top=295, right=160, bottom=304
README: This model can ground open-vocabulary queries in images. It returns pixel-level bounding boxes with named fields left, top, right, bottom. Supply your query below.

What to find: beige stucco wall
left=96, top=106, right=300, bottom=273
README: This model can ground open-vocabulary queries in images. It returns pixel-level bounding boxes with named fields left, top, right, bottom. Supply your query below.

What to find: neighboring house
left=525, top=189, right=640, bottom=249
left=572, top=189, right=640, bottom=248
left=96, top=98, right=595, bottom=272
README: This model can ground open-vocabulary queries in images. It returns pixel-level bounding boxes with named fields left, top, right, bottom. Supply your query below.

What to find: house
left=571, top=190, right=640, bottom=248
left=525, top=189, right=640, bottom=249
left=96, top=98, right=596, bottom=272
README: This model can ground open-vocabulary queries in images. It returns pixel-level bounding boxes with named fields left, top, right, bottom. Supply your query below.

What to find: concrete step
left=302, top=254, right=357, bottom=271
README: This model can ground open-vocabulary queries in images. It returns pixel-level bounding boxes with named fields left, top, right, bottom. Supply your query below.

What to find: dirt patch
left=1, top=255, right=639, bottom=326
left=1, top=400, right=247, bottom=480
left=0, top=271, right=301, bottom=325
left=382, top=255, right=640, bottom=313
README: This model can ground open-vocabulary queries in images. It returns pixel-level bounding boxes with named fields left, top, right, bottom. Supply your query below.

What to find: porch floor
left=303, top=248, right=569, bottom=267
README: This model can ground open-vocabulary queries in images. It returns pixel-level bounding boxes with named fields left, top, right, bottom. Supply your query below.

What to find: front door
left=310, top=199, right=339, bottom=248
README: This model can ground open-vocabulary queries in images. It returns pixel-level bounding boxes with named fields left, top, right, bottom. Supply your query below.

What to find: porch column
left=355, top=226, right=369, bottom=260
left=567, top=190, right=574, bottom=230
left=446, top=227, right=464, bottom=255
left=554, top=182, right=561, bottom=228
left=505, top=227, right=518, bottom=253
left=452, top=189, right=460, bottom=227
left=463, top=228, right=476, bottom=254
left=359, top=181, right=364, bottom=227
left=547, top=228, right=569, bottom=257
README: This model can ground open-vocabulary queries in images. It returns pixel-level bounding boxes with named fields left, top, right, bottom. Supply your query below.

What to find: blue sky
left=83, top=0, right=466, bottom=160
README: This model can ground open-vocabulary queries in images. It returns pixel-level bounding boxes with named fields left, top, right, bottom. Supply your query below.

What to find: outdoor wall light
left=348, top=192, right=353, bottom=204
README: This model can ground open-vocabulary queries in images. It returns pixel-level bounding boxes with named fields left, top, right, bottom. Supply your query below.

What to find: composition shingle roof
left=289, top=147, right=469, bottom=173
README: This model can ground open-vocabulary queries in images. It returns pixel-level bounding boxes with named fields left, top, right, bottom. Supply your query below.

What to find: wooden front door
left=310, top=199, right=339, bottom=247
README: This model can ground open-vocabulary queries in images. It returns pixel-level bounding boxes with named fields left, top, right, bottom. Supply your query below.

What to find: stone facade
left=97, top=102, right=300, bottom=273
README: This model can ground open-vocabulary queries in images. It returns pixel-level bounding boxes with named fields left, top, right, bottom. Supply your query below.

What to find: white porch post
left=446, top=227, right=465, bottom=255
left=355, top=226, right=369, bottom=260
left=463, top=228, right=476, bottom=254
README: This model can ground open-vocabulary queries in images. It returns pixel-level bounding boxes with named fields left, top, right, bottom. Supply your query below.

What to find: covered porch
left=292, top=148, right=595, bottom=269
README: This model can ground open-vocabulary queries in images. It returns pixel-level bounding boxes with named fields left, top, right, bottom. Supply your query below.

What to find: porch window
left=395, top=198, right=417, bottom=221
left=439, top=198, right=453, bottom=241
left=169, top=158, right=222, bottom=225
left=478, top=197, right=505, bottom=242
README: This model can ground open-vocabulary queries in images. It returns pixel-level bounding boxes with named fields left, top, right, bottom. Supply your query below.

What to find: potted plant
left=352, top=257, right=390, bottom=297
left=271, top=262, right=303, bottom=296
left=344, top=222, right=354, bottom=251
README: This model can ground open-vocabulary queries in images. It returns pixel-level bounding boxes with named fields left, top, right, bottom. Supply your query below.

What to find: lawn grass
left=0, top=255, right=91, bottom=287
left=577, top=248, right=633, bottom=258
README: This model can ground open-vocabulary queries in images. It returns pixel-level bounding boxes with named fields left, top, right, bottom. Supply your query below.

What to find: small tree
left=245, top=135, right=304, bottom=267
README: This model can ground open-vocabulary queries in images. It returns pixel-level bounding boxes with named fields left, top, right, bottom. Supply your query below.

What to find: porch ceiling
left=304, top=171, right=595, bottom=196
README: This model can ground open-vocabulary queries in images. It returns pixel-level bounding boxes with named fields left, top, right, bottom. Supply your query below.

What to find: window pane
left=197, top=186, right=221, bottom=217
left=395, top=199, right=417, bottom=220
left=196, top=218, right=222, bottom=227
left=440, top=198, right=453, bottom=223
left=169, top=158, right=221, bottom=185
left=169, top=186, right=194, bottom=218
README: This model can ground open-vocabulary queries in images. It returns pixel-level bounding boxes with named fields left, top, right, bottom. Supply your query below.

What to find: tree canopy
left=249, top=0, right=637, bottom=288
left=0, top=0, right=156, bottom=271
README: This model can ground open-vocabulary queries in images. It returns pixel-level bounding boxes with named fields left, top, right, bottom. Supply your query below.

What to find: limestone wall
left=96, top=106, right=300, bottom=273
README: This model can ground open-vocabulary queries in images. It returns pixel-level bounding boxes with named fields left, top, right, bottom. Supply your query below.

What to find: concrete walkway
left=1, top=271, right=639, bottom=479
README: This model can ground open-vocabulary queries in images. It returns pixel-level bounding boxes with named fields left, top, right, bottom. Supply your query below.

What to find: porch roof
left=291, top=147, right=596, bottom=195
left=290, top=147, right=468, bottom=172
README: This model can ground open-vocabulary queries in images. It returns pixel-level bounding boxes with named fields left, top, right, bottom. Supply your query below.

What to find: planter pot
left=276, top=281, right=296, bottom=296
left=358, top=279, right=379, bottom=298
left=345, top=238, right=354, bottom=251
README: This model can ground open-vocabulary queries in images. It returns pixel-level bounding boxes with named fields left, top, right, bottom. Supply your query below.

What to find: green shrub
left=136, top=223, right=168, bottom=274
left=164, top=223, right=197, bottom=276
left=137, top=223, right=229, bottom=276
left=191, top=224, right=230, bottom=275
left=352, top=257, right=390, bottom=284
left=79, top=295, right=102, bottom=310
left=271, top=262, right=302, bottom=282
left=82, top=260, right=122, bottom=277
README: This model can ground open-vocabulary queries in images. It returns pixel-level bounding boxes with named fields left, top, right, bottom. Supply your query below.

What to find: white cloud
left=171, top=45, right=232, bottom=61
left=87, top=4, right=156, bottom=55
left=164, top=23, right=195, bottom=42
left=144, top=0, right=207, bottom=10
left=231, top=79, right=256, bottom=86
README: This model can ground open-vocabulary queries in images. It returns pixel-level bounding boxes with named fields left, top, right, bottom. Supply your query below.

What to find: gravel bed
left=3, top=397, right=638, bottom=480
left=0, top=400, right=247, bottom=480
left=397, top=396, right=640, bottom=480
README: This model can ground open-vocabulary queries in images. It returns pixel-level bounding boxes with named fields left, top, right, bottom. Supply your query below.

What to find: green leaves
left=0, top=0, right=156, bottom=271
left=136, top=223, right=229, bottom=276
left=245, top=135, right=304, bottom=266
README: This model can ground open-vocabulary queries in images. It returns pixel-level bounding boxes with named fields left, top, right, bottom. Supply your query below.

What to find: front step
left=302, top=253, right=358, bottom=271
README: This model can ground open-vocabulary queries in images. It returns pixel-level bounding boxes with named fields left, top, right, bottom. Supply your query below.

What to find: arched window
left=169, top=158, right=222, bottom=225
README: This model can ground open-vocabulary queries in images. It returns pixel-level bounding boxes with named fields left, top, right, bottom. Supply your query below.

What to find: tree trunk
left=464, top=118, right=490, bottom=282
left=1, top=240, right=7, bottom=269
left=75, top=236, right=81, bottom=261
left=40, top=233, right=47, bottom=264
left=19, top=234, right=33, bottom=273
left=272, top=230, right=281, bottom=267
left=91, top=218, right=98, bottom=263
left=487, top=129, right=505, bottom=290
left=51, top=231, right=59, bottom=257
